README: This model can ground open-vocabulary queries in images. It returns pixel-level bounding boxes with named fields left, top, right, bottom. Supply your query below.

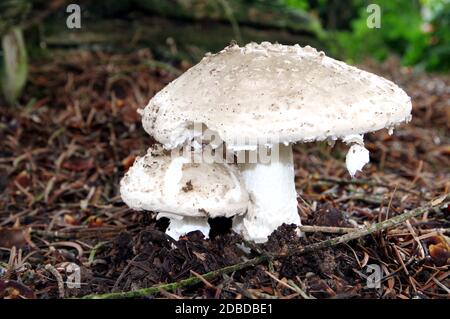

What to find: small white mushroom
left=120, top=146, right=249, bottom=239
left=157, top=213, right=211, bottom=240
left=342, top=134, right=370, bottom=177
left=140, top=42, right=412, bottom=243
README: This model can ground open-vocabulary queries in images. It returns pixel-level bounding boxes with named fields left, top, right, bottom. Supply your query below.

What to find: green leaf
left=0, top=27, right=28, bottom=104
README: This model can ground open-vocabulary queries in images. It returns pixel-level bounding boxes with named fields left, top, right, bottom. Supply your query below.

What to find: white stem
left=159, top=213, right=210, bottom=240
left=233, top=144, right=301, bottom=243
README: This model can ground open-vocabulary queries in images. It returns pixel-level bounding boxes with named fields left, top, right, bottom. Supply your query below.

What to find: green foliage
left=0, top=0, right=30, bottom=37
left=331, top=1, right=422, bottom=61
left=281, top=0, right=309, bottom=10
left=134, top=0, right=323, bottom=37
left=419, top=0, right=450, bottom=71
left=0, top=27, right=28, bottom=104
left=327, top=0, right=450, bottom=72
left=0, top=1, right=30, bottom=104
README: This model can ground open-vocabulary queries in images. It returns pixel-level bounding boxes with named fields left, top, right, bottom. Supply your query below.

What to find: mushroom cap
left=141, top=42, right=412, bottom=150
left=120, top=146, right=249, bottom=218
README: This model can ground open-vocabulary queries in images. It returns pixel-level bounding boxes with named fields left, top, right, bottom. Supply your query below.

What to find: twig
left=287, top=280, right=315, bottom=299
left=190, top=270, right=215, bottom=289
left=299, top=225, right=356, bottom=234
left=81, top=255, right=270, bottom=299
left=33, top=227, right=124, bottom=239
left=335, top=193, right=384, bottom=205
left=112, top=255, right=141, bottom=292
left=79, top=196, right=448, bottom=299
left=432, top=277, right=450, bottom=294
left=45, top=264, right=65, bottom=298
left=264, top=271, right=312, bottom=299
left=419, top=228, right=450, bottom=234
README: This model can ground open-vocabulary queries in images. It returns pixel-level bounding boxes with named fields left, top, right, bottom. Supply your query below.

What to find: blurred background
left=0, top=0, right=449, bottom=104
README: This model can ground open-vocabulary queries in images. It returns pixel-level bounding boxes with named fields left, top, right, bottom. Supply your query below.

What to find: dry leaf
left=63, top=214, right=77, bottom=225
left=428, top=235, right=450, bottom=266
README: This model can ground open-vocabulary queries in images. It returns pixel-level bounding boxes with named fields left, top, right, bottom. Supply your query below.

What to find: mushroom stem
left=160, top=214, right=211, bottom=240
left=233, top=144, right=300, bottom=243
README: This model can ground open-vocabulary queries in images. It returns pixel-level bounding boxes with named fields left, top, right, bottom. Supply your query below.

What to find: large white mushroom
left=120, top=146, right=249, bottom=239
left=140, top=42, right=412, bottom=243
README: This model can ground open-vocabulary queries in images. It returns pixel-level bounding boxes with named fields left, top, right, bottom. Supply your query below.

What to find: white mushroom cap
left=141, top=42, right=412, bottom=149
left=120, top=146, right=249, bottom=218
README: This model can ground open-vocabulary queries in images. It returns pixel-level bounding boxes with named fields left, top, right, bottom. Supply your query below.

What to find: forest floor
left=0, top=50, right=449, bottom=299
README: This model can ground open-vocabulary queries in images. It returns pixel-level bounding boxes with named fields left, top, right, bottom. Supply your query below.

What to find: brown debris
left=0, top=227, right=32, bottom=249
left=0, top=280, right=36, bottom=299
left=182, top=180, right=194, bottom=192
left=428, top=235, right=450, bottom=266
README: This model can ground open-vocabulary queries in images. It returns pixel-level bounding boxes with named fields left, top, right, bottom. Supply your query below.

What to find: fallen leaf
left=64, top=214, right=78, bottom=225
left=428, top=235, right=450, bottom=266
